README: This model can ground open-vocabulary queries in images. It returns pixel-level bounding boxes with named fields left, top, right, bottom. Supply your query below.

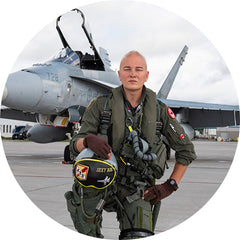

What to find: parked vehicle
left=12, top=126, right=31, bottom=140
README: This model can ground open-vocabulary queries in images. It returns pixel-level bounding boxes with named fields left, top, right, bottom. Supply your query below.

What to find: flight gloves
left=83, top=134, right=112, bottom=159
left=144, top=179, right=178, bottom=205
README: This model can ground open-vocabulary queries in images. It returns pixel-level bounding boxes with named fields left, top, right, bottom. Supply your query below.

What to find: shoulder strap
left=100, top=95, right=112, bottom=126
left=99, top=95, right=112, bottom=145
left=156, top=99, right=162, bottom=136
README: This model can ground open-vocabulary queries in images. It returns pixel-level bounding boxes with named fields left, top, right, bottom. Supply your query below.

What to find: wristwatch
left=168, top=179, right=179, bottom=190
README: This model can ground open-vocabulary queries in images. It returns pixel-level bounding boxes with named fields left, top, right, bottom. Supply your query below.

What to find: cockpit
left=51, top=48, right=80, bottom=66
left=51, top=47, right=105, bottom=71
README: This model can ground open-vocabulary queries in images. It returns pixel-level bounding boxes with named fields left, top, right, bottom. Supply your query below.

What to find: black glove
left=83, top=134, right=112, bottom=159
left=144, top=179, right=178, bottom=205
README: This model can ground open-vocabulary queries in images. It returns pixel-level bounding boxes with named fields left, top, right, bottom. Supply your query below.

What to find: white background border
left=0, top=1, right=239, bottom=239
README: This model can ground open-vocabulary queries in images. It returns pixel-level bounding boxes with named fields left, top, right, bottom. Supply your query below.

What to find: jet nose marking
left=2, top=71, right=43, bottom=111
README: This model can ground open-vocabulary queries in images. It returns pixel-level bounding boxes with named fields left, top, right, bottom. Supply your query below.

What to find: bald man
left=65, top=51, right=196, bottom=239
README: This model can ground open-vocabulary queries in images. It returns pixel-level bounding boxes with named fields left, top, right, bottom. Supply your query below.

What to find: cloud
left=12, top=1, right=238, bottom=105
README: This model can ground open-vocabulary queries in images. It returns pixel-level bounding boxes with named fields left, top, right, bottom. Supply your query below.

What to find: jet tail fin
left=157, top=45, right=188, bottom=99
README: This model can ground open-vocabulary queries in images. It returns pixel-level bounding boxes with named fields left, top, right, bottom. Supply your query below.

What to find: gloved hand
left=83, top=134, right=112, bottom=159
left=143, top=179, right=178, bottom=205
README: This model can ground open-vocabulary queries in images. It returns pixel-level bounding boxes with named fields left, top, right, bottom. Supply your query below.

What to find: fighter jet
left=1, top=9, right=120, bottom=160
left=1, top=9, right=239, bottom=162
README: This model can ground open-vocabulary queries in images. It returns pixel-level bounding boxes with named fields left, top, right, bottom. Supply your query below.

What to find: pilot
left=65, top=51, right=196, bottom=239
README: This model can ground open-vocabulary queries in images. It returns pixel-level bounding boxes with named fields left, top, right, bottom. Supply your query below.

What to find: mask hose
left=128, top=127, right=157, bottom=161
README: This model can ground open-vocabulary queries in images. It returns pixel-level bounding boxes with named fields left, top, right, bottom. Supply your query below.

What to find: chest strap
left=100, top=97, right=163, bottom=138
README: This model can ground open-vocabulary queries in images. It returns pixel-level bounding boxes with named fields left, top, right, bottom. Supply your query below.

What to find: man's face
left=118, top=53, right=149, bottom=92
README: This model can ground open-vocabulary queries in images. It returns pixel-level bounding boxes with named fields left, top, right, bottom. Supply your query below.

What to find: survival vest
left=98, top=86, right=167, bottom=179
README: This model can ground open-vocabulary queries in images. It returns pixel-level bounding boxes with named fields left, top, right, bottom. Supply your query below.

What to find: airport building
left=0, top=118, right=35, bottom=138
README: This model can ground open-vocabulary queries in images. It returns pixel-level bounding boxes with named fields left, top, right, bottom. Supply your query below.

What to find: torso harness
left=99, top=96, right=165, bottom=184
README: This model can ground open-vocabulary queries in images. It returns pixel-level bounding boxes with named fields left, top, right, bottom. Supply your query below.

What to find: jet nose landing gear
left=62, top=145, right=74, bottom=164
left=62, top=123, right=81, bottom=164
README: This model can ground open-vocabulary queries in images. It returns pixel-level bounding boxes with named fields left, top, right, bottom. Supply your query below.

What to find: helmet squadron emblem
left=75, top=164, right=89, bottom=181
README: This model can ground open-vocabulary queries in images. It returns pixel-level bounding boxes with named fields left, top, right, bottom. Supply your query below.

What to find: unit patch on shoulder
left=168, top=107, right=176, bottom=119
left=75, top=163, right=89, bottom=181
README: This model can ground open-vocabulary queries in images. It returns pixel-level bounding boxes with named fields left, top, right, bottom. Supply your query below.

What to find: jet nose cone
left=1, top=86, right=8, bottom=101
left=2, top=71, right=43, bottom=111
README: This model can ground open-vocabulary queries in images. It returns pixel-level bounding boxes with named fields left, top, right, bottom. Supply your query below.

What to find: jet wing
left=0, top=107, right=37, bottom=122
left=160, top=98, right=240, bottom=128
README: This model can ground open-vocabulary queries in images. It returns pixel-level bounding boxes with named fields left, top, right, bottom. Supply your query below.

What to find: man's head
left=118, top=51, right=149, bottom=92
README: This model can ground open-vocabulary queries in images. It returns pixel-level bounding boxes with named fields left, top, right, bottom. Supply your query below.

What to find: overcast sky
left=12, top=1, right=238, bottom=105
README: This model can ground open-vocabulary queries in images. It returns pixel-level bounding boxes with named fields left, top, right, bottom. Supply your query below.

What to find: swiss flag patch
left=168, top=107, right=176, bottom=119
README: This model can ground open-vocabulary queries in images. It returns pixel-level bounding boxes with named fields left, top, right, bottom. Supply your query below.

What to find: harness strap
left=99, top=97, right=111, bottom=134
left=99, top=96, right=113, bottom=146
left=99, top=97, right=162, bottom=137
left=156, top=99, right=162, bottom=137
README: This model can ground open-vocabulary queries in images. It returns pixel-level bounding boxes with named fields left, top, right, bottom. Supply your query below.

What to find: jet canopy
left=55, top=8, right=106, bottom=71
left=51, top=47, right=80, bottom=66
left=51, top=46, right=108, bottom=70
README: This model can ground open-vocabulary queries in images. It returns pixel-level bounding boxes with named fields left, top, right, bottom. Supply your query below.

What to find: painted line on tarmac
left=182, top=180, right=222, bottom=185
left=14, top=174, right=72, bottom=179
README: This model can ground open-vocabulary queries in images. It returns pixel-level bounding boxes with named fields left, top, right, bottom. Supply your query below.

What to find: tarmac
left=2, top=139, right=238, bottom=239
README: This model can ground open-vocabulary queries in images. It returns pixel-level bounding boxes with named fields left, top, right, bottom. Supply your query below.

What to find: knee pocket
left=65, top=191, right=77, bottom=218
left=137, top=206, right=153, bottom=231
left=64, top=191, right=102, bottom=236
left=65, top=191, right=83, bottom=232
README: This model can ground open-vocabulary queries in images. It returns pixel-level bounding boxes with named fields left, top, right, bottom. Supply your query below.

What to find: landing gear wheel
left=62, top=145, right=74, bottom=164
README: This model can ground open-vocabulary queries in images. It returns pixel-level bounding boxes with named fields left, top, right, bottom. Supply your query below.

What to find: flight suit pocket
left=151, top=140, right=167, bottom=179
left=64, top=190, right=101, bottom=235
left=136, top=207, right=153, bottom=231
left=65, top=191, right=80, bottom=230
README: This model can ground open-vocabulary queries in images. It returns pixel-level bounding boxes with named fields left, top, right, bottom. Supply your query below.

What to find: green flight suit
left=65, top=85, right=196, bottom=238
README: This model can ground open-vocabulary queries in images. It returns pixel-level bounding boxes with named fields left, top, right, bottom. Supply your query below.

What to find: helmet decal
left=75, top=163, right=89, bottom=181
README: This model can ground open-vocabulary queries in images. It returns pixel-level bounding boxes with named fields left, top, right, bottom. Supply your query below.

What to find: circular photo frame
left=1, top=1, right=239, bottom=240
